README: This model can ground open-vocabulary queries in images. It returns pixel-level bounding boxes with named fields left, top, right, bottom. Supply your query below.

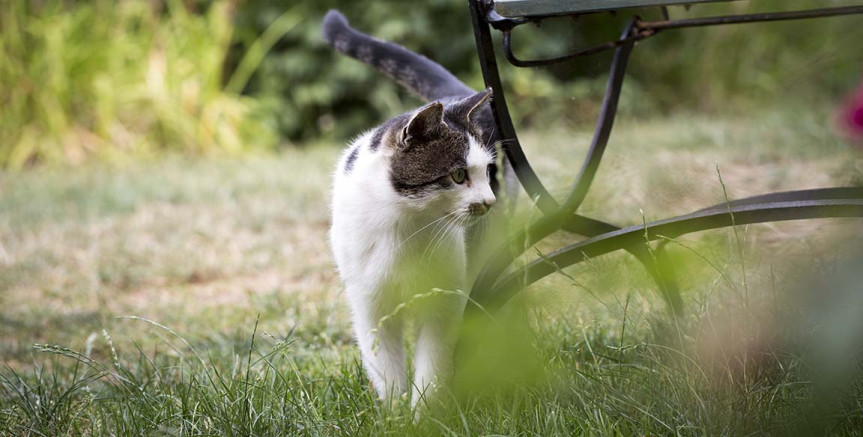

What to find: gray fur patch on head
left=369, top=114, right=410, bottom=152
left=443, top=88, right=493, bottom=149
left=388, top=103, right=472, bottom=198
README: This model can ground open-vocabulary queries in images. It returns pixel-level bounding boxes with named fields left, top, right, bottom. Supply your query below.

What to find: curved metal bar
left=469, top=0, right=560, bottom=215
left=474, top=198, right=863, bottom=312
left=655, top=187, right=863, bottom=253
left=470, top=208, right=575, bottom=304
left=694, top=187, right=863, bottom=214
left=562, top=214, right=683, bottom=313
left=502, top=28, right=649, bottom=68
left=636, top=5, right=863, bottom=31
left=561, top=19, right=637, bottom=214
left=497, top=5, right=863, bottom=68
left=470, top=207, right=684, bottom=311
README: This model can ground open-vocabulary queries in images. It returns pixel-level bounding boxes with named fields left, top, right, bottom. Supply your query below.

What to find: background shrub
left=0, top=0, right=278, bottom=168
left=1, top=0, right=861, bottom=167
left=232, top=0, right=863, bottom=142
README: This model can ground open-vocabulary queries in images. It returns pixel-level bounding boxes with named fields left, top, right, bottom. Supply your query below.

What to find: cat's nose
left=469, top=203, right=489, bottom=216
left=469, top=198, right=495, bottom=216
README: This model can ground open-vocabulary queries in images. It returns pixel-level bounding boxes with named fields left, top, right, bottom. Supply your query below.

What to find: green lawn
left=2, top=107, right=862, bottom=435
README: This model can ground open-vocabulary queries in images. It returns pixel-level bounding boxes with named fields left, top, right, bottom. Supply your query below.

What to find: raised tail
left=322, top=10, right=474, bottom=102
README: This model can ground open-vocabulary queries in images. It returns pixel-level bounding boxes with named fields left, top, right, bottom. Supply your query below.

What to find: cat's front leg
left=348, top=290, right=408, bottom=402
left=411, top=289, right=468, bottom=408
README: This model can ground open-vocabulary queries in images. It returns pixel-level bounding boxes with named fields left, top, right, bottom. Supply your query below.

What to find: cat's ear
left=463, top=88, right=493, bottom=123
left=401, top=101, right=444, bottom=148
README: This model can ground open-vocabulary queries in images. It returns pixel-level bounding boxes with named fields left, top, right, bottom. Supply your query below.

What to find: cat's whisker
left=422, top=214, right=458, bottom=261
left=396, top=210, right=459, bottom=253
left=424, top=211, right=466, bottom=261
left=439, top=216, right=464, bottom=253
left=427, top=212, right=471, bottom=260
left=427, top=210, right=461, bottom=238
left=485, top=126, right=497, bottom=149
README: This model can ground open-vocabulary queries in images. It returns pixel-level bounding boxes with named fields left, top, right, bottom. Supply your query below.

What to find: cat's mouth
left=468, top=203, right=491, bottom=217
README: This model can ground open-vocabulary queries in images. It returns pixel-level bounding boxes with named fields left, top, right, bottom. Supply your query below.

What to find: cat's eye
left=451, top=169, right=467, bottom=184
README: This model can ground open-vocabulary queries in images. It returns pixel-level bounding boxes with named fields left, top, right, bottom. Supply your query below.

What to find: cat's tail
left=322, top=10, right=474, bottom=102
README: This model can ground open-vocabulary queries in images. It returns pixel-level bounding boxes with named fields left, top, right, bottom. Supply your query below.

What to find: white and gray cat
left=323, top=10, right=500, bottom=407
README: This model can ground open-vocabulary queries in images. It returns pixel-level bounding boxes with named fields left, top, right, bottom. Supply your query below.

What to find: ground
left=1, top=106, right=862, bottom=435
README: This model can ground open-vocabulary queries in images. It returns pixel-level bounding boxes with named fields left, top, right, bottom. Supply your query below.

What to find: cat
left=323, top=10, right=499, bottom=407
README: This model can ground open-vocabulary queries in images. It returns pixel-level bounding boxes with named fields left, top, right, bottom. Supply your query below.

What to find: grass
left=2, top=105, right=863, bottom=435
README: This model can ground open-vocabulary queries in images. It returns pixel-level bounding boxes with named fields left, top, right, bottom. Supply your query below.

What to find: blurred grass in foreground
left=1, top=107, right=862, bottom=434
left=0, top=0, right=279, bottom=169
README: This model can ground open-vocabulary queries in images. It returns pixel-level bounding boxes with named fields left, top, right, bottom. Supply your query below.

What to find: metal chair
left=466, top=0, right=863, bottom=316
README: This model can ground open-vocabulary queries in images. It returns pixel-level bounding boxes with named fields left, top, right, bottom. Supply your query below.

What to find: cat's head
left=386, top=89, right=496, bottom=218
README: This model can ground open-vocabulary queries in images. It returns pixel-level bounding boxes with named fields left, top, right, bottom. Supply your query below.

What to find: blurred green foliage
left=0, top=0, right=277, bottom=168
